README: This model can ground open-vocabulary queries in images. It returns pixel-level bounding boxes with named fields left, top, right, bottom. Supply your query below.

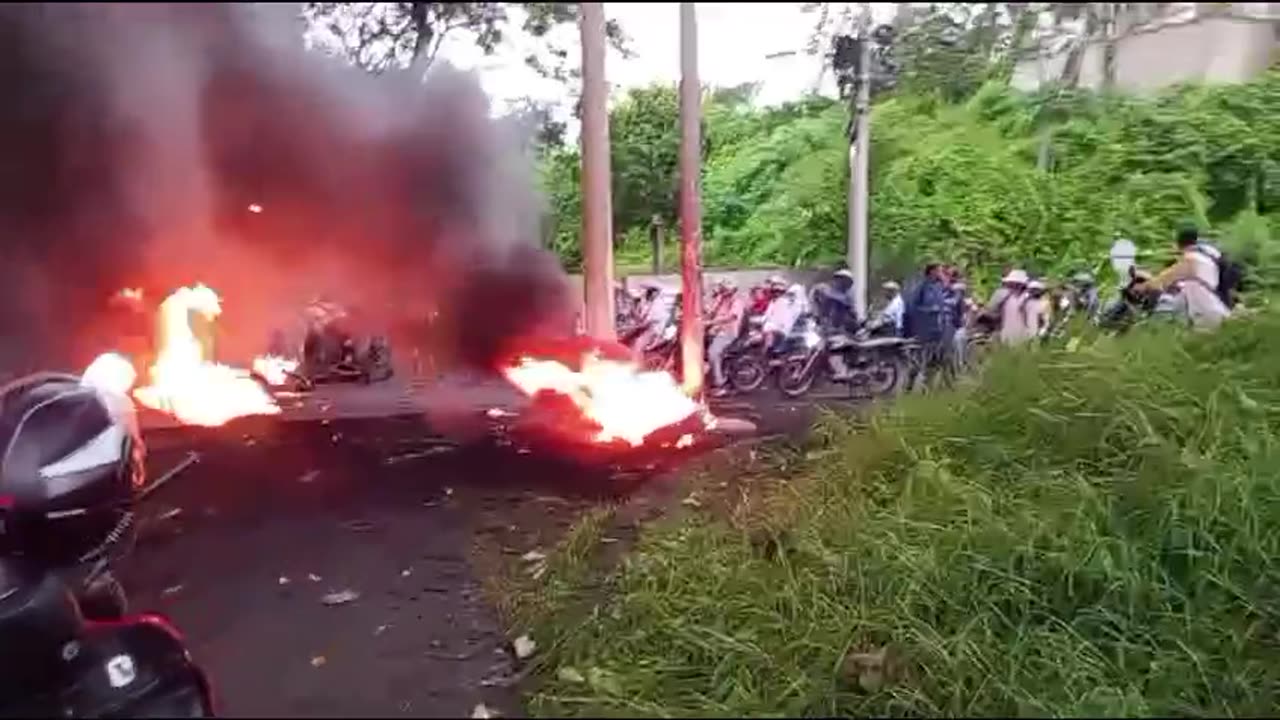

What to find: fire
left=502, top=351, right=705, bottom=447
left=252, top=355, right=299, bottom=387
left=121, top=283, right=282, bottom=427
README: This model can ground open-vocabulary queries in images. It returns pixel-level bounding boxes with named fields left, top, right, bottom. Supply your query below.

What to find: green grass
left=517, top=309, right=1280, bottom=717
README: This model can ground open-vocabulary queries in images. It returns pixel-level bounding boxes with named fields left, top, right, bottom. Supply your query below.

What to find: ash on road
left=122, top=377, right=818, bottom=718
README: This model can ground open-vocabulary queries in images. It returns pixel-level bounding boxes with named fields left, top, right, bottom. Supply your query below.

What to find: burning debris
left=495, top=335, right=718, bottom=454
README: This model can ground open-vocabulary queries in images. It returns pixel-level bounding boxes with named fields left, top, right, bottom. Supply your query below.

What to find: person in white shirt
left=996, top=271, right=1031, bottom=345
left=1137, top=228, right=1231, bottom=330
left=874, top=281, right=905, bottom=336
left=1021, top=279, right=1052, bottom=341
left=761, top=283, right=807, bottom=352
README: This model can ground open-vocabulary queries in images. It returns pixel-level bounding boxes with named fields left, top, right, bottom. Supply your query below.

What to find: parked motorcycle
left=776, top=323, right=910, bottom=399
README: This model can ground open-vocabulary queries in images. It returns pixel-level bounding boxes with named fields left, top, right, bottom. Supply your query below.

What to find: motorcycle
left=776, top=322, right=910, bottom=399
left=1096, top=266, right=1182, bottom=333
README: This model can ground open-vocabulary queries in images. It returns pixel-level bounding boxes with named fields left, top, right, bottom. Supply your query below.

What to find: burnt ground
left=119, top=375, right=825, bottom=718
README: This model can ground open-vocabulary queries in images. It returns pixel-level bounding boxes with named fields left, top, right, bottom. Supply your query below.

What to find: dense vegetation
left=538, top=69, right=1280, bottom=290
left=514, top=308, right=1280, bottom=716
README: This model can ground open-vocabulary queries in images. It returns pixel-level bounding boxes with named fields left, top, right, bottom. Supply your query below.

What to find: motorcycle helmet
left=0, top=372, right=142, bottom=571
left=0, top=555, right=86, bottom=704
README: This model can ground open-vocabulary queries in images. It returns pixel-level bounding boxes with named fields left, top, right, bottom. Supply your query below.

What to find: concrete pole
left=579, top=2, right=616, bottom=341
left=678, top=1, right=705, bottom=398
left=848, top=17, right=872, bottom=320
left=651, top=215, right=664, bottom=275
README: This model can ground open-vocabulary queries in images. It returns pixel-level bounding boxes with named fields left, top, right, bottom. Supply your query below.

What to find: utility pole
left=579, top=2, right=615, bottom=341
left=678, top=1, right=704, bottom=398
left=650, top=215, right=664, bottom=275
left=848, top=9, right=872, bottom=320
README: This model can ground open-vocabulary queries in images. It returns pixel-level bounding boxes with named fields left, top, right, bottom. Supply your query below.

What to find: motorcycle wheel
left=866, top=356, right=900, bottom=397
left=777, top=356, right=817, bottom=398
left=726, top=354, right=766, bottom=393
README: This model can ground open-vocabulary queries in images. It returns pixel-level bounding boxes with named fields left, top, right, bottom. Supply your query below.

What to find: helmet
left=1072, top=272, right=1095, bottom=286
left=0, top=372, right=143, bottom=570
left=1027, top=279, right=1047, bottom=293
left=833, top=269, right=854, bottom=282
left=765, top=274, right=786, bottom=289
left=881, top=280, right=901, bottom=292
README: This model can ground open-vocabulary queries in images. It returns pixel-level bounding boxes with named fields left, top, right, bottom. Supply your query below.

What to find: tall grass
left=523, top=311, right=1280, bottom=717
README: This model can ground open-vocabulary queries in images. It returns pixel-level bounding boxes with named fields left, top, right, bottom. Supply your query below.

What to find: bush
left=525, top=310, right=1280, bottom=717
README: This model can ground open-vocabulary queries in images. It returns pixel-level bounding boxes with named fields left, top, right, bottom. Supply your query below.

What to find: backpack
left=1196, top=245, right=1244, bottom=308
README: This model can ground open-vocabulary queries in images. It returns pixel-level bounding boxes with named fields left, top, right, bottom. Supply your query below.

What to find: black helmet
left=0, top=372, right=143, bottom=570
left=0, top=556, right=85, bottom=702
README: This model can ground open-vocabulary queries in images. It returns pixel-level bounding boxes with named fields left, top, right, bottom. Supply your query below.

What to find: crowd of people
left=610, top=225, right=1240, bottom=395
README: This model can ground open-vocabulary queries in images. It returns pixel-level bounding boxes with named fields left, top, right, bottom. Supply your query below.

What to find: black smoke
left=0, top=2, right=573, bottom=377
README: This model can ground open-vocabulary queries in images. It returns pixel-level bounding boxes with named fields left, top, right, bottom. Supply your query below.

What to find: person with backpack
left=1136, top=226, right=1231, bottom=330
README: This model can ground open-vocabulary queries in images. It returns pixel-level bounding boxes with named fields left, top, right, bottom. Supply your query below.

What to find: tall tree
left=303, top=2, right=629, bottom=78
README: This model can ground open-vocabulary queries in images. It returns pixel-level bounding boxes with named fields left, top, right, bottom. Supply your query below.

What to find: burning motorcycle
left=776, top=321, right=909, bottom=399
left=0, top=371, right=215, bottom=717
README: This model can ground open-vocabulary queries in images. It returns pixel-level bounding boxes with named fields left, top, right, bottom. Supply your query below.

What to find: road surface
left=122, top=375, right=820, bottom=717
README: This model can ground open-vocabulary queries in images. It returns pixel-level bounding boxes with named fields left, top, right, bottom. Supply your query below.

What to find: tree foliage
left=538, top=67, right=1280, bottom=292
left=303, top=2, right=628, bottom=77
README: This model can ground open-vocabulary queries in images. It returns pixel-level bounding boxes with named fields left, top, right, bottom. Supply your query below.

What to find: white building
left=1012, top=3, right=1280, bottom=94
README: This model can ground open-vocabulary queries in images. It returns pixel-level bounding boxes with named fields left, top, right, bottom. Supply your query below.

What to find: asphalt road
left=121, top=376, right=820, bottom=718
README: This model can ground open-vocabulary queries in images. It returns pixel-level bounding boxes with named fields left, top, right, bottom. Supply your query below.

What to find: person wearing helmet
left=761, top=283, right=809, bottom=355
left=867, top=280, right=905, bottom=336
left=812, top=268, right=859, bottom=334
left=628, top=282, right=676, bottom=359
left=705, top=279, right=746, bottom=396
left=0, top=368, right=144, bottom=620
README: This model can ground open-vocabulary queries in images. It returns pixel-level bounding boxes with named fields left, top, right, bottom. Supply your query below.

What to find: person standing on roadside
left=904, top=263, right=949, bottom=389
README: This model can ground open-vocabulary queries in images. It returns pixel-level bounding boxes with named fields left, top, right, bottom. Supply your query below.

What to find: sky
left=436, top=3, right=884, bottom=118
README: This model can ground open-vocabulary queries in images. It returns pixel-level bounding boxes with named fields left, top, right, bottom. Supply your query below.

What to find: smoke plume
left=0, top=2, right=573, bottom=376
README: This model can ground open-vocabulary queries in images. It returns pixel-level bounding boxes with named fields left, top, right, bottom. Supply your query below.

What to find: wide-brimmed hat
left=1002, top=269, right=1029, bottom=285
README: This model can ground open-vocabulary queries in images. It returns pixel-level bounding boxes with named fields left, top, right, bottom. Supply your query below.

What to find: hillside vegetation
left=539, top=70, right=1280, bottom=290
left=515, top=308, right=1280, bottom=716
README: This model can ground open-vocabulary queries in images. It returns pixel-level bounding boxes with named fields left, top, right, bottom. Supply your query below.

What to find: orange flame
left=252, top=355, right=299, bottom=387
left=126, top=284, right=282, bottom=427
left=502, top=352, right=703, bottom=447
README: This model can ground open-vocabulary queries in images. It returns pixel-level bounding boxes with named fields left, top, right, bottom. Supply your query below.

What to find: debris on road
left=278, top=576, right=290, bottom=586
left=321, top=589, right=360, bottom=606
left=310, top=655, right=326, bottom=668
left=520, top=550, right=546, bottom=563
left=298, top=470, right=320, bottom=484
left=308, top=573, right=323, bottom=583
left=471, top=702, right=497, bottom=719
left=139, top=451, right=201, bottom=500
left=340, top=519, right=376, bottom=533
left=162, top=584, right=184, bottom=597
left=158, top=507, right=184, bottom=521
left=512, top=635, right=536, bottom=660
left=374, top=624, right=391, bottom=636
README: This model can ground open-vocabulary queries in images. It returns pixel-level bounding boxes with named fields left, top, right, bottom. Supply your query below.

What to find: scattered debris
left=681, top=493, right=702, bottom=508
left=298, top=470, right=320, bottom=484
left=307, top=573, right=322, bottom=583
left=138, top=451, right=200, bottom=501
left=278, top=576, right=291, bottom=586
left=243, top=436, right=258, bottom=447
left=321, top=589, right=360, bottom=606
left=161, top=584, right=184, bottom=597
left=400, top=568, right=412, bottom=578
left=556, top=666, right=586, bottom=684
left=383, top=446, right=455, bottom=465
left=512, top=635, right=536, bottom=660
left=444, top=487, right=454, bottom=497
left=310, top=655, right=326, bottom=668
left=340, top=519, right=376, bottom=533
left=471, top=703, right=496, bottom=719
left=157, top=507, right=183, bottom=521
left=374, top=624, right=391, bottom=636
left=520, top=550, right=546, bottom=563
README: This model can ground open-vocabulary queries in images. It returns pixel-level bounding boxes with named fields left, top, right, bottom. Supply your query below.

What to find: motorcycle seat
left=853, top=337, right=909, bottom=350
